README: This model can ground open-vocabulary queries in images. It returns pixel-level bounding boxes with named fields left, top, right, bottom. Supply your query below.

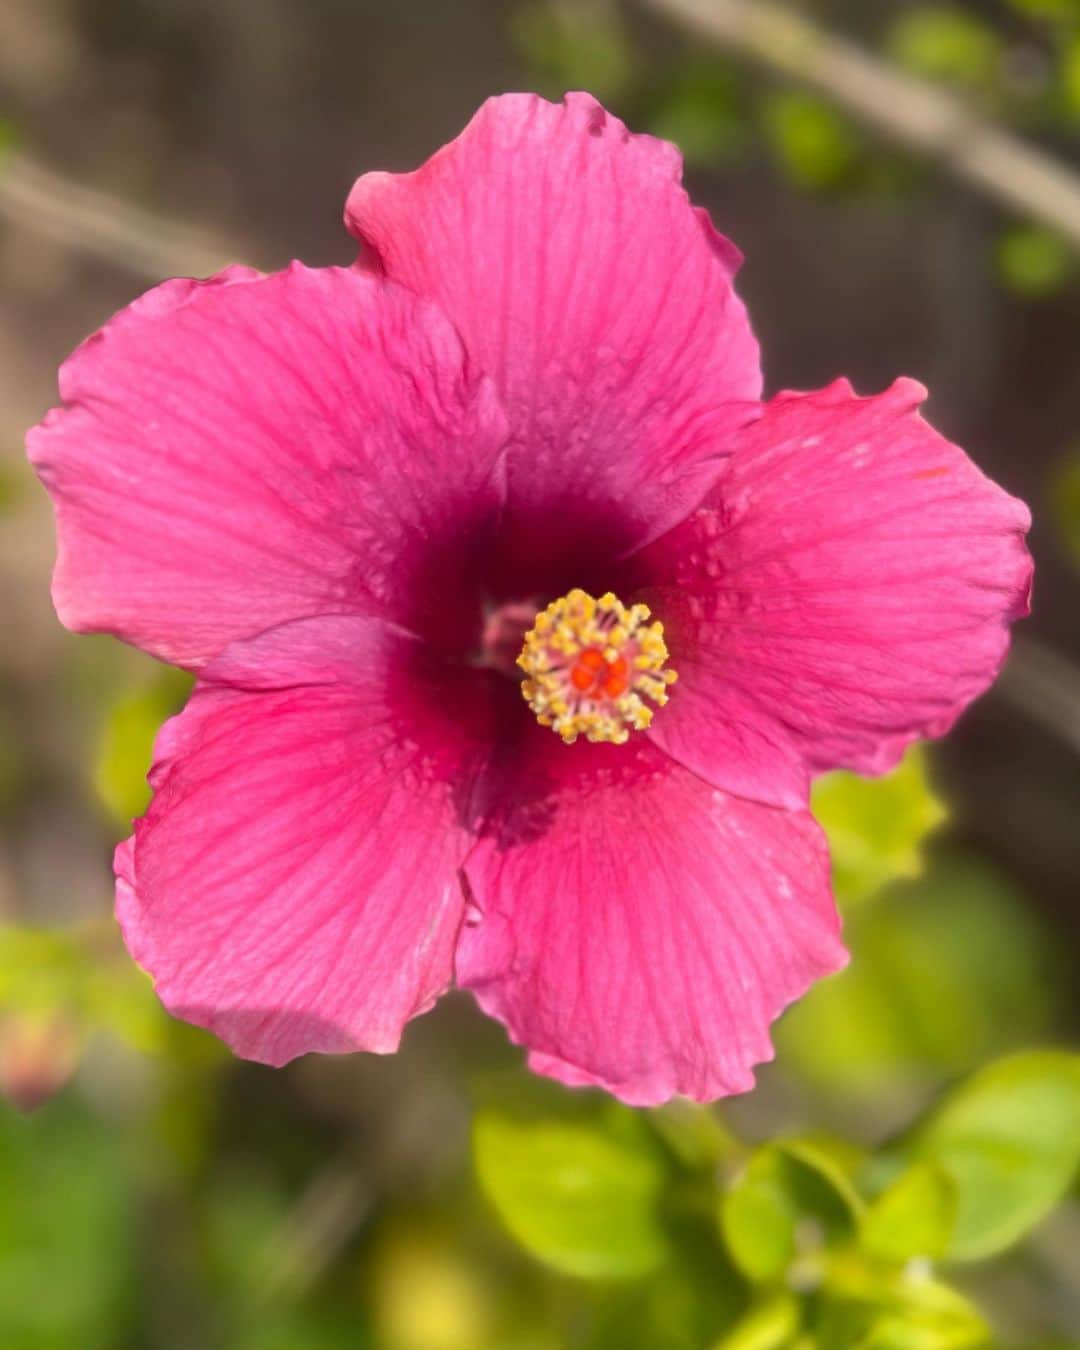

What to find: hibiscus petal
left=346, top=92, right=761, bottom=586
left=28, top=263, right=507, bottom=667
left=117, top=616, right=494, bottom=1065
left=633, top=379, right=1032, bottom=804
left=456, top=729, right=845, bottom=1106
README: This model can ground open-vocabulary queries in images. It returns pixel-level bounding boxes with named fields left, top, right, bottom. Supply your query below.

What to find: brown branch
left=646, top=0, right=1080, bottom=251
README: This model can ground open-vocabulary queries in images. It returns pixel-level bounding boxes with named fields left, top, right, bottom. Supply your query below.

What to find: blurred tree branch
left=998, top=638, right=1080, bottom=756
left=646, top=0, right=1080, bottom=252
left=0, top=151, right=245, bottom=282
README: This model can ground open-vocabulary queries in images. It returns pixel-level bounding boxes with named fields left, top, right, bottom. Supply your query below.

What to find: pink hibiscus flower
left=27, top=94, right=1031, bottom=1105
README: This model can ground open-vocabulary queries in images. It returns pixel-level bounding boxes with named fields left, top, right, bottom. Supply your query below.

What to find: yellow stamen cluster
left=517, top=588, right=678, bottom=745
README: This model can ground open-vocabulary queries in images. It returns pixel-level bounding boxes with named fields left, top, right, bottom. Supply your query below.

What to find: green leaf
left=0, top=927, right=89, bottom=1016
left=887, top=7, right=1001, bottom=89
left=473, top=1112, right=668, bottom=1279
left=859, top=1277, right=990, bottom=1349
left=720, top=1158, right=796, bottom=1283
left=812, top=747, right=947, bottom=907
left=0, top=922, right=218, bottom=1076
left=996, top=225, right=1073, bottom=297
left=910, top=1050, right=1080, bottom=1260
left=761, top=91, right=861, bottom=191
left=721, top=1139, right=860, bottom=1283
left=94, top=666, right=193, bottom=825
left=713, top=1293, right=801, bottom=1350
left=861, top=1163, right=956, bottom=1262
left=825, top=1258, right=989, bottom=1348
left=774, top=1136, right=865, bottom=1222
left=778, top=854, right=1059, bottom=1094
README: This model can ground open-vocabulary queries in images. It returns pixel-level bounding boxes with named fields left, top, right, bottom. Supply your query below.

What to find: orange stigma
left=517, top=589, right=677, bottom=745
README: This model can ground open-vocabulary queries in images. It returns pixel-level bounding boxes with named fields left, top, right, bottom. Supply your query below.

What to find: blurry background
left=1, top=1, right=1079, bottom=1347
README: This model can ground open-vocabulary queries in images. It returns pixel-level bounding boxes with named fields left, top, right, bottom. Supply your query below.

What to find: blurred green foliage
left=1, top=4, right=1076, bottom=1345
left=512, top=2, right=636, bottom=103
left=777, top=852, right=1060, bottom=1095
left=860, top=1162, right=956, bottom=1264
left=1050, top=451, right=1080, bottom=564
left=760, top=91, right=863, bottom=191
left=646, top=62, right=749, bottom=169
left=0, top=650, right=1069, bottom=1347
left=887, top=7, right=1002, bottom=92
left=472, top=1048, right=1079, bottom=1347
left=0, top=1099, right=134, bottom=1348
left=0, top=921, right=222, bottom=1069
left=996, top=225, right=1074, bottom=296
left=904, top=1051, right=1080, bottom=1261
left=94, top=664, right=193, bottom=826
left=1008, top=0, right=1080, bottom=21
left=0, top=117, right=15, bottom=166
left=5, top=667, right=1073, bottom=1346
left=812, top=748, right=947, bottom=906
left=474, top=1111, right=668, bottom=1278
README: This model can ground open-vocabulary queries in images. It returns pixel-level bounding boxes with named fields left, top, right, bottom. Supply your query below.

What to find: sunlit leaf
left=373, top=1222, right=496, bottom=1350
left=0, top=926, right=88, bottom=1014
left=87, top=956, right=221, bottom=1065
left=778, top=854, right=1058, bottom=1094
left=713, top=1293, right=801, bottom=1350
left=473, top=1112, right=668, bottom=1279
left=863, top=1279, right=989, bottom=1348
left=861, top=1162, right=956, bottom=1262
left=812, top=747, right=947, bottom=907
left=721, top=1138, right=860, bottom=1284
left=0, top=922, right=218, bottom=1079
left=94, top=666, right=193, bottom=825
left=824, top=1257, right=990, bottom=1348
left=908, top=1050, right=1080, bottom=1260
left=720, top=1157, right=796, bottom=1283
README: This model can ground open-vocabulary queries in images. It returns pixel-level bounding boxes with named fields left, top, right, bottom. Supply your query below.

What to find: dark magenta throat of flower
left=25, top=91, right=1032, bottom=1107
